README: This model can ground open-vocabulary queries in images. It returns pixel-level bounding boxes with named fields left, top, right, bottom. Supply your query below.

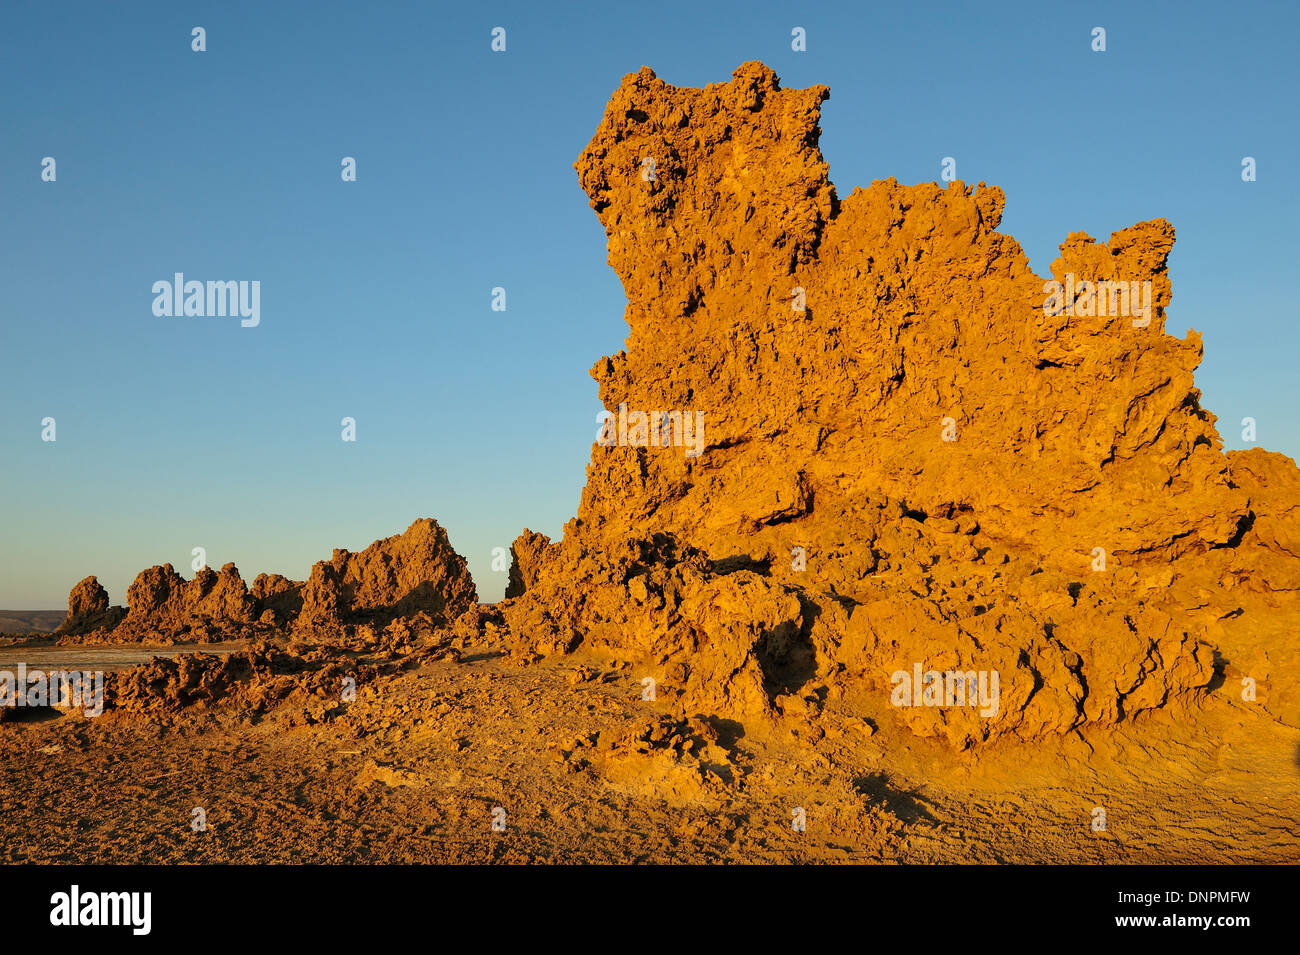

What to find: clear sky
left=2, top=0, right=1296, bottom=608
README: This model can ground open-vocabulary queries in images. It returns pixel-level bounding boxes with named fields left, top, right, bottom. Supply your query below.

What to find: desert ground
left=2, top=625, right=1296, bottom=864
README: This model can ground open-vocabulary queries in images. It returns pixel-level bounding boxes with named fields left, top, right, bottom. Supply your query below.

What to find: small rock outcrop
left=121, top=562, right=257, bottom=635
left=251, top=573, right=303, bottom=625
left=57, top=576, right=125, bottom=635
left=294, top=519, right=478, bottom=632
left=505, top=530, right=553, bottom=599
left=55, top=519, right=476, bottom=645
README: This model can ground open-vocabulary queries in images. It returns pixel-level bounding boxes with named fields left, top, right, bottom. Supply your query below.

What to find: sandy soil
left=2, top=637, right=1295, bottom=864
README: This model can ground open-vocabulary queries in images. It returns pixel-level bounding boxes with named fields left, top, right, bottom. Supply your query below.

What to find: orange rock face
left=66, top=575, right=108, bottom=618
left=505, top=530, right=553, bottom=599
left=294, top=519, right=478, bottom=633
left=502, top=62, right=1300, bottom=745
left=251, top=573, right=303, bottom=625
left=128, top=562, right=255, bottom=623
left=58, top=562, right=265, bottom=644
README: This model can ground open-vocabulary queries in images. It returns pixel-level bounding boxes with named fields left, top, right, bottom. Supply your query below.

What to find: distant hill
left=0, top=611, right=64, bottom=634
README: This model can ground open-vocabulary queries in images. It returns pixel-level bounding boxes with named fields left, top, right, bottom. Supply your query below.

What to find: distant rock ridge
left=294, top=518, right=478, bottom=632
left=56, top=518, right=477, bottom=645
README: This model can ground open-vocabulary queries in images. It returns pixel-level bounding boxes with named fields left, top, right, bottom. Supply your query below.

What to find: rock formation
left=45, top=63, right=1300, bottom=751
left=55, top=518, right=476, bottom=646
left=294, top=519, right=477, bottom=632
left=57, top=575, right=125, bottom=635
left=505, top=530, right=553, bottom=599
left=12, top=61, right=1299, bottom=870
left=66, top=576, right=108, bottom=618
left=500, top=62, right=1300, bottom=746
left=251, top=573, right=302, bottom=625
left=119, top=562, right=258, bottom=639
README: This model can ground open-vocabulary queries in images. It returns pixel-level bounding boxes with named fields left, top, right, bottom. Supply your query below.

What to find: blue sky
left=1, top=0, right=1296, bottom=607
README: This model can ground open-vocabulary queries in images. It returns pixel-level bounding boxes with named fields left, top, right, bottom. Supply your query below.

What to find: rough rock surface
left=67, top=576, right=109, bottom=618
left=57, top=575, right=124, bottom=634
left=107, top=641, right=362, bottom=719
left=123, top=562, right=257, bottom=634
left=55, top=519, right=477, bottom=647
left=505, top=530, right=553, bottom=599
left=252, top=573, right=303, bottom=626
left=294, top=519, right=478, bottom=632
left=501, top=62, right=1300, bottom=745
left=58, top=561, right=264, bottom=644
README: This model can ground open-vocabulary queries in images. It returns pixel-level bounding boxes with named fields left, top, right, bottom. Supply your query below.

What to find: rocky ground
left=2, top=625, right=1295, bottom=864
